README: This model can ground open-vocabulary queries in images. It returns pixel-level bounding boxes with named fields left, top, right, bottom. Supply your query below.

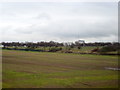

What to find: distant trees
left=1, top=41, right=64, bottom=52
left=2, top=41, right=120, bottom=48
left=1, top=41, right=120, bottom=54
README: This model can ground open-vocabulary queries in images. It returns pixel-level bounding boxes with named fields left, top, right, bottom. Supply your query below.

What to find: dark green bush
left=77, top=46, right=81, bottom=49
left=98, top=45, right=119, bottom=53
left=49, top=47, right=62, bottom=52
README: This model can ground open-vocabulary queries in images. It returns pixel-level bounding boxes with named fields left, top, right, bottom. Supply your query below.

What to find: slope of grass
left=2, top=50, right=118, bottom=88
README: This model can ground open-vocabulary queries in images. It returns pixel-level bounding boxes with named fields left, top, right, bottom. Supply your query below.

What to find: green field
left=2, top=50, right=118, bottom=88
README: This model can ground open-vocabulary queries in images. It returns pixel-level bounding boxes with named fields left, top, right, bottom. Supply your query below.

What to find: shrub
left=70, top=45, right=74, bottom=48
left=49, top=47, right=62, bottom=52
left=91, top=48, right=99, bottom=53
left=77, top=46, right=81, bottom=49
left=99, top=46, right=114, bottom=52
left=64, top=50, right=73, bottom=53
left=98, top=45, right=120, bottom=54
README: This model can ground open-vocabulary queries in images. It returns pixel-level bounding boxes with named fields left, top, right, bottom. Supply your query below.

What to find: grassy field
left=2, top=50, right=118, bottom=88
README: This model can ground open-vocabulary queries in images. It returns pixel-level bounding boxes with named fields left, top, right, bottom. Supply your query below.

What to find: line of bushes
left=98, top=45, right=120, bottom=55
left=2, top=47, right=63, bottom=52
left=2, top=45, right=120, bottom=55
left=2, top=48, right=44, bottom=52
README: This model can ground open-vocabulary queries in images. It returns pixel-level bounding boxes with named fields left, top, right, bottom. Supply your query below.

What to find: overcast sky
left=0, top=2, right=118, bottom=43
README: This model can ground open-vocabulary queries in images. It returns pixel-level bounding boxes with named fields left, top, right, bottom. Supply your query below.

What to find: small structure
left=76, top=40, right=85, bottom=47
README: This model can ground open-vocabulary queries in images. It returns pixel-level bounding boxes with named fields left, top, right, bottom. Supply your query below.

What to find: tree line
left=1, top=41, right=120, bottom=48
left=1, top=41, right=120, bottom=54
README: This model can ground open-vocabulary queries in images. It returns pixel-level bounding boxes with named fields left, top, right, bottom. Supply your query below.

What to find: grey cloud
left=12, top=16, right=117, bottom=40
left=34, top=18, right=117, bottom=38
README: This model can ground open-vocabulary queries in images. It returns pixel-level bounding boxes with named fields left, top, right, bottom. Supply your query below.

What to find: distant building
left=0, top=45, right=4, bottom=48
left=78, top=40, right=85, bottom=44
left=75, top=40, right=85, bottom=46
